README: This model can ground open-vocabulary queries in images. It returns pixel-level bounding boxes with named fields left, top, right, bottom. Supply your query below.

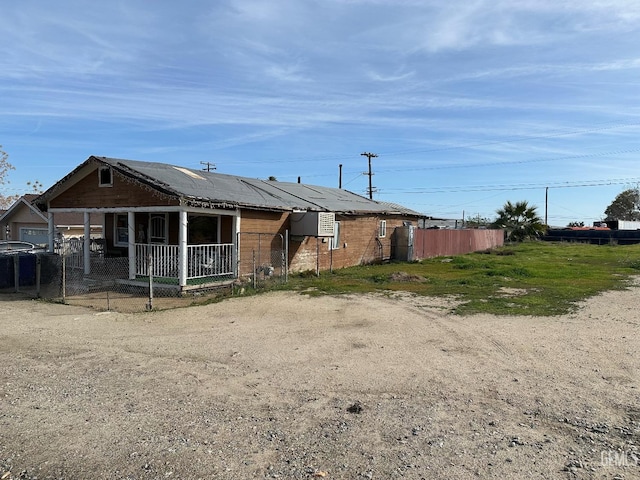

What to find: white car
left=0, top=241, right=47, bottom=254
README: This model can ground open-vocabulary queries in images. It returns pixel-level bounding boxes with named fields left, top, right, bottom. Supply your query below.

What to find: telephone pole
left=200, top=161, right=216, bottom=172
left=360, top=152, right=378, bottom=199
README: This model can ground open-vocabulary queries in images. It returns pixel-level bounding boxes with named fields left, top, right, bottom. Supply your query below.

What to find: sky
left=1, top=0, right=640, bottom=226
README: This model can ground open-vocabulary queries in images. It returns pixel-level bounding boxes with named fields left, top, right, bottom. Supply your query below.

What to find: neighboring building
left=36, top=156, right=423, bottom=290
left=0, top=194, right=102, bottom=245
left=605, top=220, right=640, bottom=230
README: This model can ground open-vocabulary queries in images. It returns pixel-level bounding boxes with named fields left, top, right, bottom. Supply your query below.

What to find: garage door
left=20, top=228, right=49, bottom=246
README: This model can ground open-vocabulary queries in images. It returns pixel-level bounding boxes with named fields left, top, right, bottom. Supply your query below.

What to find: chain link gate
left=236, top=232, right=288, bottom=289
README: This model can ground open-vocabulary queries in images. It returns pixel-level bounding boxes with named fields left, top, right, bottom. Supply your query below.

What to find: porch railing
left=135, top=243, right=234, bottom=280
left=187, top=243, right=234, bottom=279
left=135, top=244, right=179, bottom=278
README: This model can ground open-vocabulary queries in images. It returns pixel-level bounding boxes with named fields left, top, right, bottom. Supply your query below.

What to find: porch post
left=83, top=212, right=91, bottom=275
left=128, top=211, right=136, bottom=280
left=47, top=212, right=55, bottom=253
left=233, top=211, right=240, bottom=277
left=178, top=210, right=188, bottom=287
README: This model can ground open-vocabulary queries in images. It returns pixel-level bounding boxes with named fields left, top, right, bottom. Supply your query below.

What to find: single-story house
left=36, top=156, right=423, bottom=290
left=0, top=194, right=102, bottom=245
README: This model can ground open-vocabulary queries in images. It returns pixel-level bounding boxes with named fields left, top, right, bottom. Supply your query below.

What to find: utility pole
left=360, top=152, right=378, bottom=199
left=200, top=161, right=216, bottom=172
left=545, top=186, right=549, bottom=226
left=339, top=164, right=343, bottom=189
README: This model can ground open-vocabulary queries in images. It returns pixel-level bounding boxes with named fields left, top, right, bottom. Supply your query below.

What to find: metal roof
left=91, top=157, right=422, bottom=216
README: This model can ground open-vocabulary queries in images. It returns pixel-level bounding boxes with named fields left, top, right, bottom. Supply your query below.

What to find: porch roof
left=40, top=156, right=423, bottom=217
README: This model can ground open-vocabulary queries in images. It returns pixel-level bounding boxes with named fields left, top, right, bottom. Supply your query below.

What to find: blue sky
left=1, top=0, right=639, bottom=226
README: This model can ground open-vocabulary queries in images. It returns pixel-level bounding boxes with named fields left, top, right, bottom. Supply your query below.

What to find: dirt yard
left=1, top=284, right=639, bottom=479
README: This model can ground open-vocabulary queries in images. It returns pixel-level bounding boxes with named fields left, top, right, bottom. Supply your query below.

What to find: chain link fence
left=236, top=232, right=288, bottom=290
left=0, top=253, right=62, bottom=299
left=1, top=234, right=288, bottom=312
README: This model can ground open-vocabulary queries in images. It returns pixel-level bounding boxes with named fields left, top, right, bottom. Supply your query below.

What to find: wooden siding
left=238, top=211, right=288, bottom=275
left=50, top=167, right=179, bottom=209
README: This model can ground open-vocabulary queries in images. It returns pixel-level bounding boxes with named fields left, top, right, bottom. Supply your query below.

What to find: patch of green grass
left=284, top=242, right=640, bottom=316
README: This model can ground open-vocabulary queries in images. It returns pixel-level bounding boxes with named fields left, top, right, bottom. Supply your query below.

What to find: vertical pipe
left=339, top=164, right=343, bottom=189
left=84, top=211, right=91, bottom=276
left=48, top=212, right=55, bottom=253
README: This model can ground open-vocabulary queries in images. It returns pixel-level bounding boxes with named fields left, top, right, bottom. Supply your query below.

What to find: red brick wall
left=239, top=210, right=418, bottom=273
left=289, top=214, right=417, bottom=272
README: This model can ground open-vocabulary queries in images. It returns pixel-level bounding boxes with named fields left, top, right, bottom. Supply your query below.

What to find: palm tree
left=492, top=200, right=546, bottom=242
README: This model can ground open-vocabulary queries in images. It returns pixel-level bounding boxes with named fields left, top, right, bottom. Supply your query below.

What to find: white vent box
left=290, top=211, right=335, bottom=237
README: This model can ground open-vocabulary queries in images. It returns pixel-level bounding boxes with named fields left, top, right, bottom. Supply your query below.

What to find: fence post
left=62, top=253, right=66, bottom=303
left=146, top=254, right=154, bottom=311
left=284, top=230, right=289, bottom=283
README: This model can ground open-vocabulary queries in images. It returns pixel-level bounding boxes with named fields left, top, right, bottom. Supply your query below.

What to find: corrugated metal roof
left=95, top=157, right=422, bottom=216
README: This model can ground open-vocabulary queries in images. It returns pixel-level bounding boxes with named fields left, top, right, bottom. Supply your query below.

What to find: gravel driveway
left=1, top=286, right=639, bottom=479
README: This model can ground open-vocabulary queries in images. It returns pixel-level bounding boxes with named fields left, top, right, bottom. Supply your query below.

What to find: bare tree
left=0, top=146, right=44, bottom=209
left=0, top=145, right=18, bottom=209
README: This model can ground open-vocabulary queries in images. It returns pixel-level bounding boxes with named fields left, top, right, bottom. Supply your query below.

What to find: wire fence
left=237, top=232, right=287, bottom=290
left=1, top=234, right=288, bottom=312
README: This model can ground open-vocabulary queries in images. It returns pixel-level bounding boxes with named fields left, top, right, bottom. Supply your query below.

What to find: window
left=114, top=214, right=128, bottom=246
left=149, top=214, right=168, bottom=244
left=330, top=221, right=341, bottom=250
left=189, top=215, right=219, bottom=244
left=98, top=166, right=113, bottom=187
left=379, top=220, right=387, bottom=238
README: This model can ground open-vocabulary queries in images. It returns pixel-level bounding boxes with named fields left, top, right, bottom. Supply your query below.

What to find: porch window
left=149, top=214, right=168, bottom=244
left=188, top=215, right=219, bottom=244
left=379, top=220, right=387, bottom=238
left=98, top=166, right=113, bottom=187
left=330, top=221, right=341, bottom=250
left=114, top=214, right=128, bottom=246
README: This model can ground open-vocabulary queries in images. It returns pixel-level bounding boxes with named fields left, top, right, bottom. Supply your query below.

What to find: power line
left=274, top=145, right=640, bottom=182
left=377, top=177, right=640, bottom=195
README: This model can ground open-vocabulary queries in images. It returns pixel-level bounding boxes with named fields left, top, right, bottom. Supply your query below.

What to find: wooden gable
left=50, top=164, right=180, bottom=209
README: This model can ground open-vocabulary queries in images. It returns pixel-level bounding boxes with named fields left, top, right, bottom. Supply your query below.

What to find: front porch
left=61, top=242, right=236, bottom=295
left=50, top=207, right=241, bottom=291
left=134, top=242, right=235, bottom=287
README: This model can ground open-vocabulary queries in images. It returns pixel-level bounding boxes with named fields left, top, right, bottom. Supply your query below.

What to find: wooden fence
left=395, top=228, right=504, bottom=261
